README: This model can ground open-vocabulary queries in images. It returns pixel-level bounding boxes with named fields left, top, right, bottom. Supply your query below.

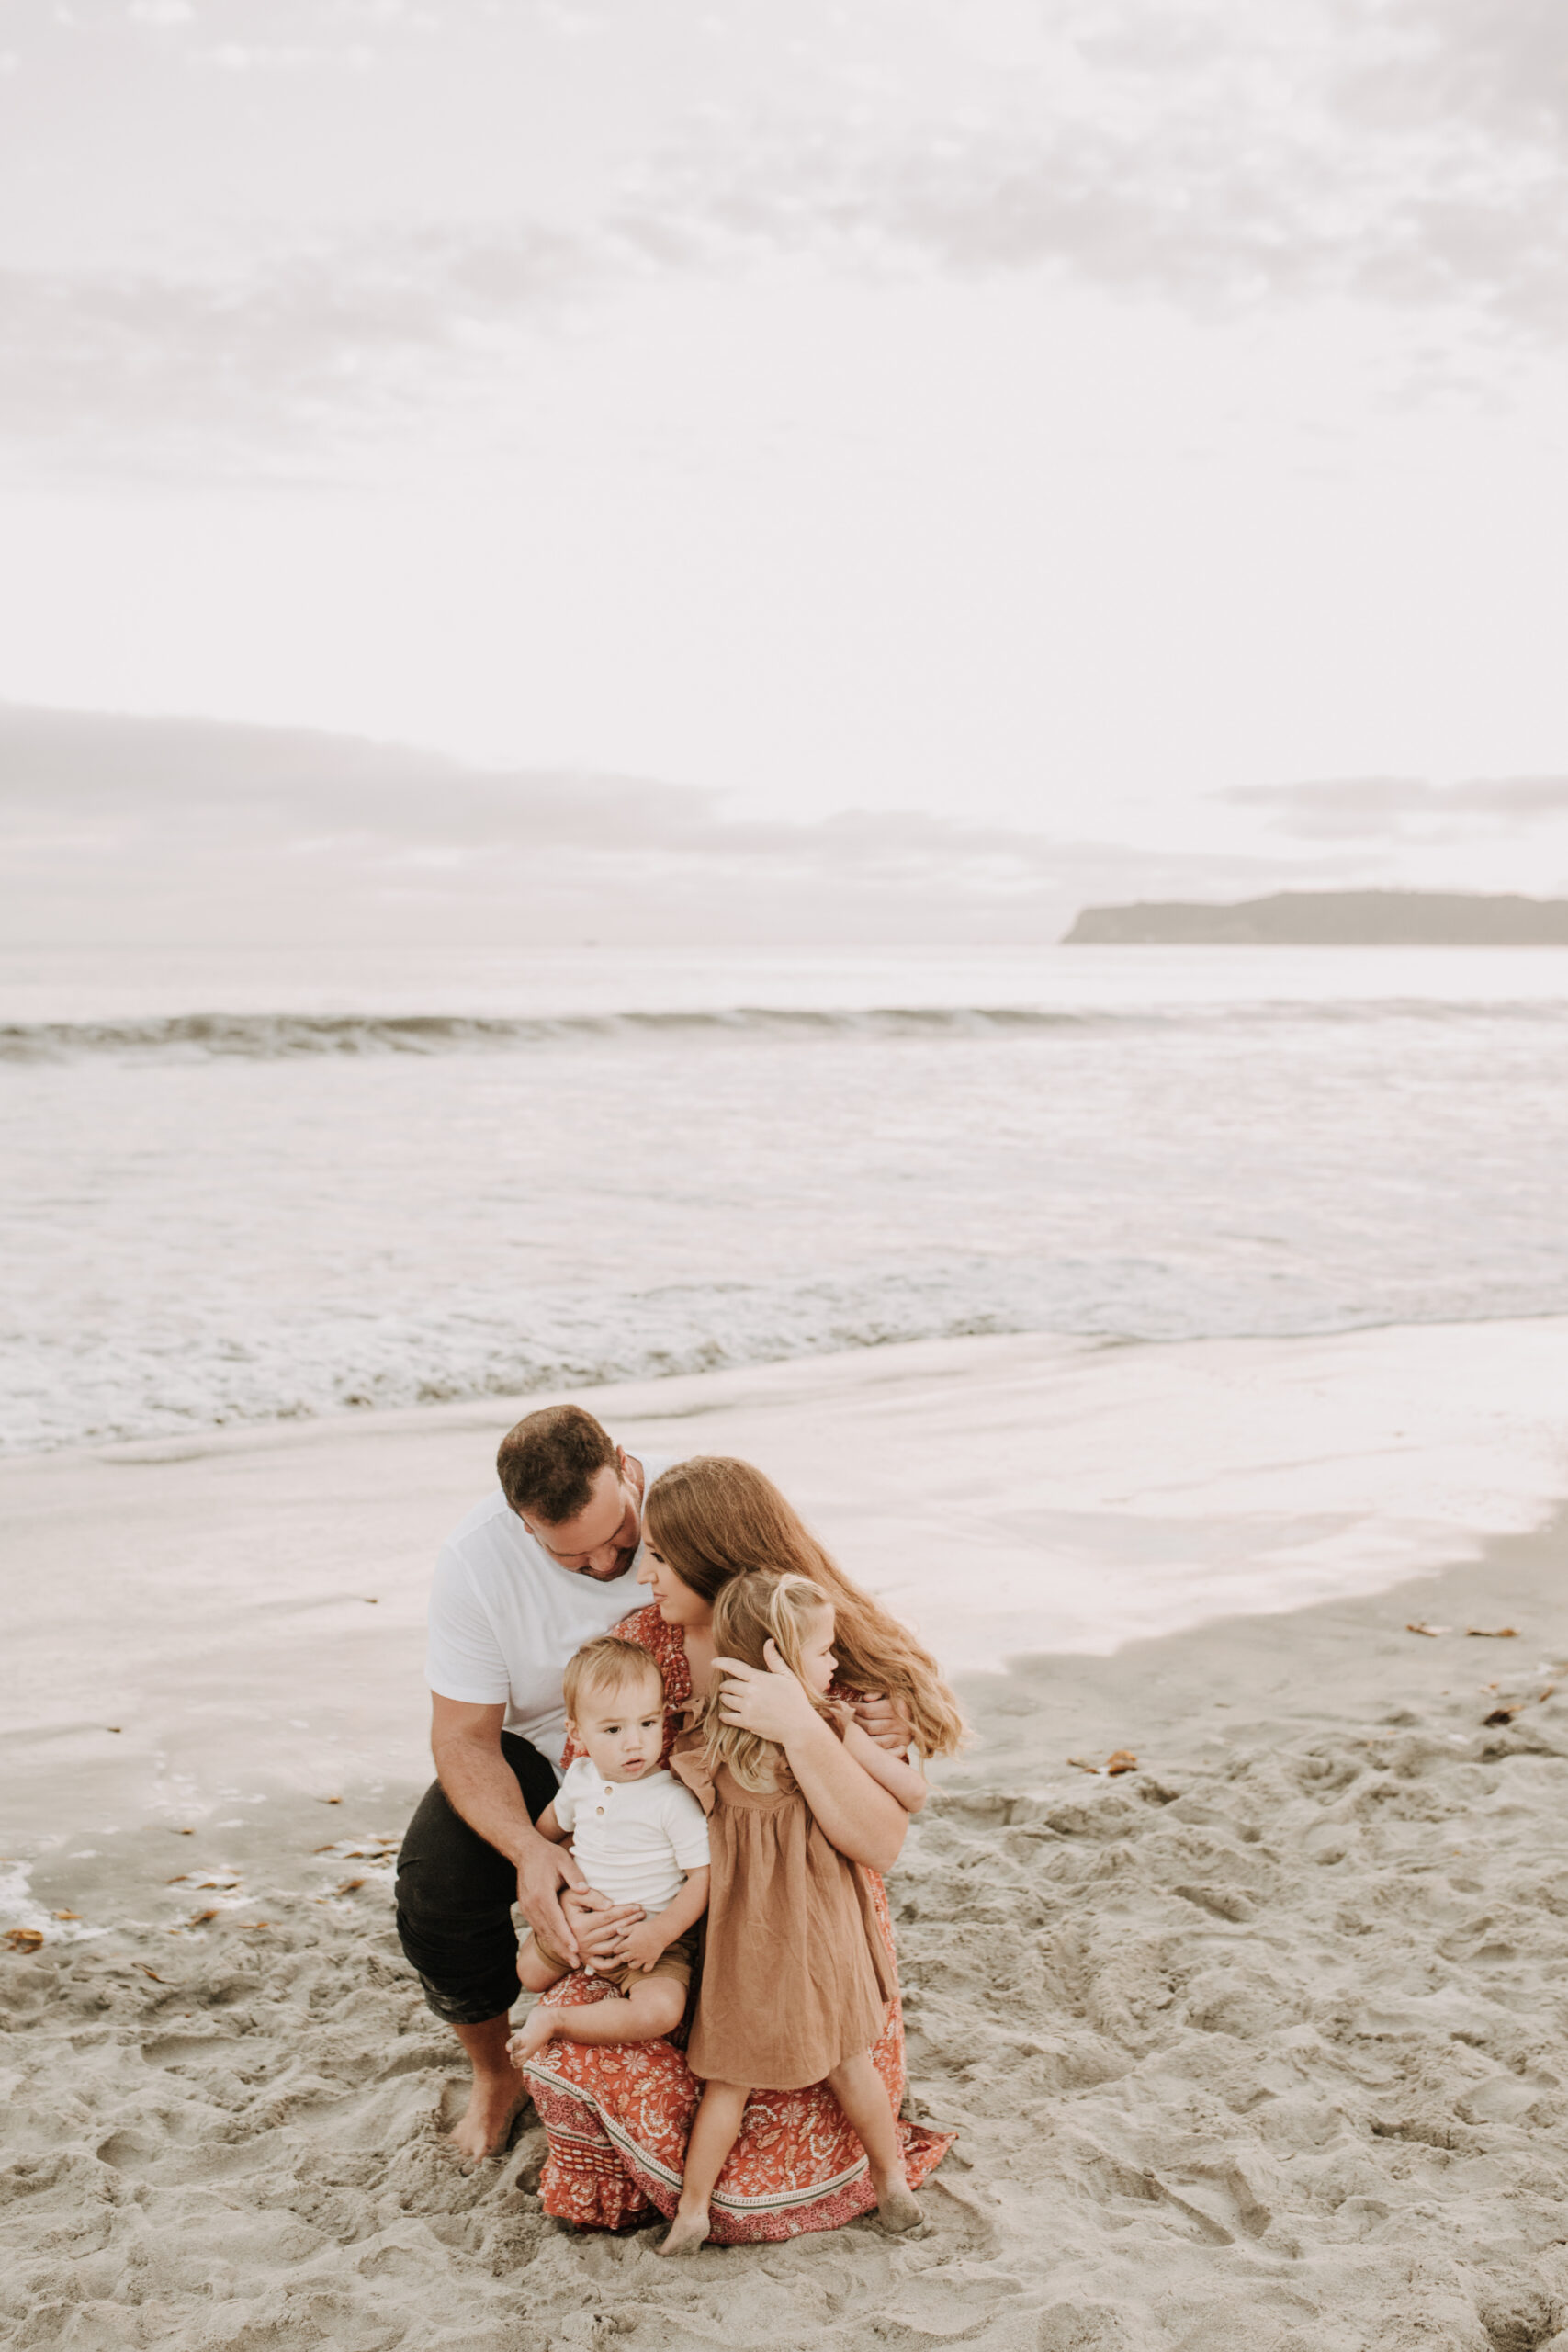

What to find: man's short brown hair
left=497, top=1403, right=619, bottom=1526
left=562, top=1634, right=663, bottom=1724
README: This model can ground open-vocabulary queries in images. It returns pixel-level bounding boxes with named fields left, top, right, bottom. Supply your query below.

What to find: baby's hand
left=618, top=1919, right=670, bottom=1975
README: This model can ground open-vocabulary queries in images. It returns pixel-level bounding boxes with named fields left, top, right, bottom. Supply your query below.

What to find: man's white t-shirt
left=551, top=1758, right=710, bottom=1912
left=424, top=1453, right=675, bottom=1773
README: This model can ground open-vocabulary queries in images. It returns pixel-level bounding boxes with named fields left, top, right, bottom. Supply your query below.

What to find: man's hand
left=515, top=1835, right=590, bottom=1966
left=715, top=1638, right=819, bottom=1743
left=561, top=1885, right=646, bottom=1973
left=851, top=1689, right=915, bottom=1754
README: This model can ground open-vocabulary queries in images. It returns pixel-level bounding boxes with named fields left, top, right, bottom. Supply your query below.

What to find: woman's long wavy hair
left=643, top=1456, right=964, bottom=1758
left=703, top=1571, right=836, bottom=1793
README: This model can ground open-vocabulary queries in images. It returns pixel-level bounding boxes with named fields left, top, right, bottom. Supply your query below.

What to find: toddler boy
left=507, top=1634, right=710, bottom=2066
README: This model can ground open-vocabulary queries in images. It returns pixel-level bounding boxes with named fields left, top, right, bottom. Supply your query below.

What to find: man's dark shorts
left=395, top=1730, right=559, bottom=2027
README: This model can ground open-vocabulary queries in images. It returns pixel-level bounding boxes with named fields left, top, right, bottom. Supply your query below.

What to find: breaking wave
left=5, top=996, right=1566, bottom=1061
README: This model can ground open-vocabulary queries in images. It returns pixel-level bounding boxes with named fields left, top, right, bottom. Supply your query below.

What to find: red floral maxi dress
left=522, top=1603, right=953, bottom=2242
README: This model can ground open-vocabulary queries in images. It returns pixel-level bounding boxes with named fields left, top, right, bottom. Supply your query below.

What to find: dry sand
left=6, top=1327, right=1568, bottom=2349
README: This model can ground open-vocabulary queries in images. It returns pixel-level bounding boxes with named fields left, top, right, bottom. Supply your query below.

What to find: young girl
left=660, top=1568, right=931, bottom=2256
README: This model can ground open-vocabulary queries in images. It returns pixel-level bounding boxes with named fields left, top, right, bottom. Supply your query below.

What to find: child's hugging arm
left=833, top=1708, right=930, bottom=1814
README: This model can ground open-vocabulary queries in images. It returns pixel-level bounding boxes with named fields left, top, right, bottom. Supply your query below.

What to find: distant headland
left=1063, top=890, right=1568, bottom=946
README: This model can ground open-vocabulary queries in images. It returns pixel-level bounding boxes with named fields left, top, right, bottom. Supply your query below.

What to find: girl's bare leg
left=660, top=2081, right=749, bottom=2256
left=826, top=2052, right=924, bottom=2233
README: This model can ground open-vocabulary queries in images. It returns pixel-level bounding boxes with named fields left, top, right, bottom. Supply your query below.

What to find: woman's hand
left=714, top=1638, right=819, bottom=1742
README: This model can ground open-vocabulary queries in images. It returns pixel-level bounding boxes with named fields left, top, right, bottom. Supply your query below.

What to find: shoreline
left=6, top=1317, right=1568, bottom=1870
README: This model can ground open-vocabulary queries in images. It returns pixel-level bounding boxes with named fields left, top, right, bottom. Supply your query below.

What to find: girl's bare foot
left=506, top=2007, right=558, bottom=2070
left=657, top=2204, right=712, bottom=2256
left=871, top=2171, right=924, bottom=2234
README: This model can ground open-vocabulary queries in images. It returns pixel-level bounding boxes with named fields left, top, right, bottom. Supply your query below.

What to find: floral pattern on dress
left=530, top=1601, right=953, bottom=2241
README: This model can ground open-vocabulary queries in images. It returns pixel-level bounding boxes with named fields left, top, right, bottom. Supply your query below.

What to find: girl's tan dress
left=671, top=1726, right=894, bottom=2091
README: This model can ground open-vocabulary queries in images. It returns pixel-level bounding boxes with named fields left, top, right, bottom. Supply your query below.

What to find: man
left=397, top=1400, right=909, bottom=2161
left=396, top=1402, right=668, bottom=2160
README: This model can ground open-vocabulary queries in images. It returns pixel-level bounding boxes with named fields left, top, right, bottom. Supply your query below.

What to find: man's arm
left=430, top=1694, right=591, bottom=1965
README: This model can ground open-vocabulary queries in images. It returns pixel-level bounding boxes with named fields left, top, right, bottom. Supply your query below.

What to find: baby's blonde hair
left=703, top=1571, right=834, bottom=1793
left=562, top=1634, right=663, bottom=1724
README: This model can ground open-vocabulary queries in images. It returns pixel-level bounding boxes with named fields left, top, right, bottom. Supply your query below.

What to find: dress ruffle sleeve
left=667, top=1729, right=716, bottom=1817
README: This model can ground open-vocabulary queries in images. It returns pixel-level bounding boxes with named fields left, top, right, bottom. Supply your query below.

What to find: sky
left=3, top=0, right=1568, bottom=937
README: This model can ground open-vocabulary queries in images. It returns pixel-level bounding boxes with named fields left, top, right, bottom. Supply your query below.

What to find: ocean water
left=5, top=942, right=1567, bottom=1454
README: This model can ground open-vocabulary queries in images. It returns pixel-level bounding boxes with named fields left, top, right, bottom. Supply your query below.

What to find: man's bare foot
left=442, top=2013, right=533, bottom=2163
left=871, top=2172, right=924, bottom=2234
left=446, top=2065, right=528, bottom=2164
left=506, top=2007, right=559, bottom=2071
left=657, top=2205, right=712, bottom=2256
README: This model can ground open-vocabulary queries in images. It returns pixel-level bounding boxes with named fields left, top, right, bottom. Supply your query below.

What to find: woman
left=525, top=1456, right=964, bottom=2244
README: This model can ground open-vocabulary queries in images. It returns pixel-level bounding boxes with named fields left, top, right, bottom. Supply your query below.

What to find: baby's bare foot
left=871, top=2175, right=924, bottom=2235
left=657, top=2206, right=712, bottom=2257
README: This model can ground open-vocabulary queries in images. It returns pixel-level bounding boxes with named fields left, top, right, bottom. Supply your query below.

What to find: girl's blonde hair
left=645, top=1456, right=964, bottom=1759
left=704, top=1571, right=835, bottom=1792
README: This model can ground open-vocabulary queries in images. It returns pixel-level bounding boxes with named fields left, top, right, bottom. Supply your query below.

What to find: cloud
left=1336, top=0, right=1568, bottom=151
left=0, top=222, right=615, bottom=474
left=7, top=0, right=1568, bottom=477
left=1224, top=775, right=1568, bottom=839
left=663, top=4, right=1568, bottom=338
left=0, top=698, right=1315, bottom=946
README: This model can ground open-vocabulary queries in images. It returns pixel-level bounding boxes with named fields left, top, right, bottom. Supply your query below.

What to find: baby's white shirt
left=552, top=1758, right=710, bottom=1914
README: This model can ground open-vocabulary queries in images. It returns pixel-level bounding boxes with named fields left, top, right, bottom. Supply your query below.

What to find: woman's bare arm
left=785, top=1713, right=909, bottom=1871
left=716, top=1647, right=908, bottom=1873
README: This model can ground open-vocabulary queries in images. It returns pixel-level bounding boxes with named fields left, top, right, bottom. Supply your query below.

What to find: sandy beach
left=14, top=0, right=1568, bottom=2336
left=6, top=1322, right=1568, bottom=2349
